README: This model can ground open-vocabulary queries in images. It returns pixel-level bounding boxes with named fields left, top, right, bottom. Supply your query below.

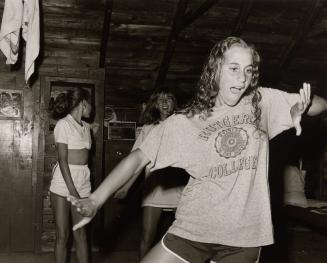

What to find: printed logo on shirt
left=214, top=127, right=248, bottom=158
left=208, top=155, right=258, bottom=179
left=198, top=114, right=255, bottom=141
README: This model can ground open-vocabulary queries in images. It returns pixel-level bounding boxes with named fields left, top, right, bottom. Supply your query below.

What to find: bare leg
left=140, top=206, right=162, bottom=259
left=50, top=192, right=70, bottom=263
left=141, top=241, right=186, bottom=263
left=71, top=206, right=89, bottom=263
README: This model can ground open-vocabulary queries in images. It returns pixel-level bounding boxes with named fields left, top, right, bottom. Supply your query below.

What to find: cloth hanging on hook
left=0, top=0, right=40, bottom=84
left=0, top=0, right=23, bottom=64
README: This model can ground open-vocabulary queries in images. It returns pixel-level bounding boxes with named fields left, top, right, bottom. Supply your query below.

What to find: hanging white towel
left=0, top=0, right=23, bottom=64
left=0, top=0, right=40, bottom=83
left=22, top=0, right=40, bottom=83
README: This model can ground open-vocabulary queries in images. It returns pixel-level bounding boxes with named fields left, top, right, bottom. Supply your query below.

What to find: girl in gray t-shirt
left=68, top=37, right=327, bottom=263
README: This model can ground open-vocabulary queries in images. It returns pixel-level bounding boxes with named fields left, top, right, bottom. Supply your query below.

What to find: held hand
left=290, top=82, right=311, bottom=136
left=90, top=122, right=100, bottom=135
left=67, top=195, right=98, bottom=230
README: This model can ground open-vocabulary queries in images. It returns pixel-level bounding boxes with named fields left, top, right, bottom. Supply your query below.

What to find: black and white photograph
left=0, top=0, right=327, bottom=263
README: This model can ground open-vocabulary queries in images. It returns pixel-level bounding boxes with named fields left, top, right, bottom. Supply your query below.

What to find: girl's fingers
left=67, top=196, right=77, bottom=205
left=67, top=195, right=75, bottom=202
left=67, top=195, right=82, bottom=208
left=302, top=82, right=311, bottom=105
left=298, top=82, right=312, bottom=111
left=72, top=217, right=91, bottom=231
left=299, top=88, right=305, bottom=105
left=305, top=83, right=311, bottom=104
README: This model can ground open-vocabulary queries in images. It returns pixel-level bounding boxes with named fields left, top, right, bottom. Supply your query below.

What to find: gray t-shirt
left=139, top=87, right=299, bottom=247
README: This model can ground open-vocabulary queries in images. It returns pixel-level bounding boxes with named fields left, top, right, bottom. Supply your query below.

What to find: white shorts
left=49, top=163, right=91, bottom=198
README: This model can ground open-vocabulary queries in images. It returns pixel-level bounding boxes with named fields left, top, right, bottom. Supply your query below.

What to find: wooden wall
left=0, top=71, right=35, bottom=252
left=0, top=0, right=105, bottom=252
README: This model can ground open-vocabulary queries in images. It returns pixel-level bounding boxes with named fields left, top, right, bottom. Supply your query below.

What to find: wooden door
left=0, top=74, right=36, bottom=251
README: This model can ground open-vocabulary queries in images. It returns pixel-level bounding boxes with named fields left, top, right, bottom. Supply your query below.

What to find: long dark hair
left=139, top=89, right=177, bottom=125
left=49, top=87, right=90, bottom=120
left=182, top=37, right=262, bottom=129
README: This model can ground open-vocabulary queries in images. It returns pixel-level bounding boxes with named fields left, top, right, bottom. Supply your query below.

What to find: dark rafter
left=278, top=0, right=325, bottom=70
left=180, top=0, right=219, bottom=31
left=99, top=0, right=113, bottom=68
left=231, top=0, right=254, bottom=36
left=155, top=0, right=218, bottom=88
left=155, top=0, right=189, bottom=87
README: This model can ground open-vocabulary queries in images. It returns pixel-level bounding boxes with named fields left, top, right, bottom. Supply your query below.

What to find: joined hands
left=67, top=195, right=99, bottom=231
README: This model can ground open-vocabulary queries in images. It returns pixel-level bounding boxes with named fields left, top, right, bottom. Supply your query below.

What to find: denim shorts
left=162, top=233, right=261, bottom=263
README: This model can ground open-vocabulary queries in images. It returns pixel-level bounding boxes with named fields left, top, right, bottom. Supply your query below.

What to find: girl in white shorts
left=49, top=88, right=98, bottom=263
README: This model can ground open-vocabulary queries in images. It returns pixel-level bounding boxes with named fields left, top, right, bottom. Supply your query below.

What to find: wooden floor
left=0, top=251, right=139, bottom=263
left=1, top=224, right=327, bottom=263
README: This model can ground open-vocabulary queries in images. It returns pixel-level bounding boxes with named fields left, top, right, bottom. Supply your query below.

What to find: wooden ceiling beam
left=180, top=0, right=219, bottom=31
left=99, top=0, right=113, bottom=68
left=231, top=0, right=255, bottom=36
left=278, top=0, right=325, bottom=70
left=155, top=0, right=189, bottom=88
left=155, top=0, right=218, bottom=88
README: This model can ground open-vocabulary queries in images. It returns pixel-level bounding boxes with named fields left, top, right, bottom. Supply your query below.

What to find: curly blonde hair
left=182, top=37, right=262, bottom=128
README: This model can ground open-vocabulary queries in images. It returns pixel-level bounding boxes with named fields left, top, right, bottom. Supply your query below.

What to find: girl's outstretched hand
left=67, top=195, right=98, bottom=231
left=290, top=82, right=311, bottom=136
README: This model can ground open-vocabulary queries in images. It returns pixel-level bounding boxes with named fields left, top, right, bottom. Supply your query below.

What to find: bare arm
left=68, top=149, right=150, bottom=230
left=114, top=126, right=152, bottom=198
left=57, top=143, right=80, bottom=198
left=114, top=168, right=143, bottom=199
left=92, top=149, right=150, bottom=207
left=307, top=95, right=327, bottom=116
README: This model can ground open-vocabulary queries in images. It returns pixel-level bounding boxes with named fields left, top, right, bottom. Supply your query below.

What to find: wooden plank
left=231, top=0, right=254, bottom=36
left=100, top=0, right=113, bottom=67
left=10, top=76, right=34, bottom=251
left=43, top=0, right=76, bottom=8
left=44, top=18, right=103, bottom=33
left=34, top=76, right=47, bottom=253
left=42, top=56, right=99, bottom=67
left=57, top=66, right=90, bottom=78
left=112, top=0, right=177, bottom=12
left=106, top=58, right=160, bottom=71
left=0, top=101, right=14, bottom=252
left=278, top=0, right=325, bottom=69
left=0, top=214, right=10, bottom=252
left=180, top=0, right=219, bottom=31
left=44, top=49, right=100, bottom=59
left=39, top=64, right=58, bottom=75
left=89, top=68, right=106, bottom=80
left=111, top=10, right=174, bottom=26
left=32, top=80, right=41, bottom=252
left=44, top=38, right=100, bottom=50
left=44, top=26, right=101, bottom=39
left=109, top=24, right=171, bottom=37
left=155, top=0, right=189, bottom=87
left=43, top=6, right=103, bottom=15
